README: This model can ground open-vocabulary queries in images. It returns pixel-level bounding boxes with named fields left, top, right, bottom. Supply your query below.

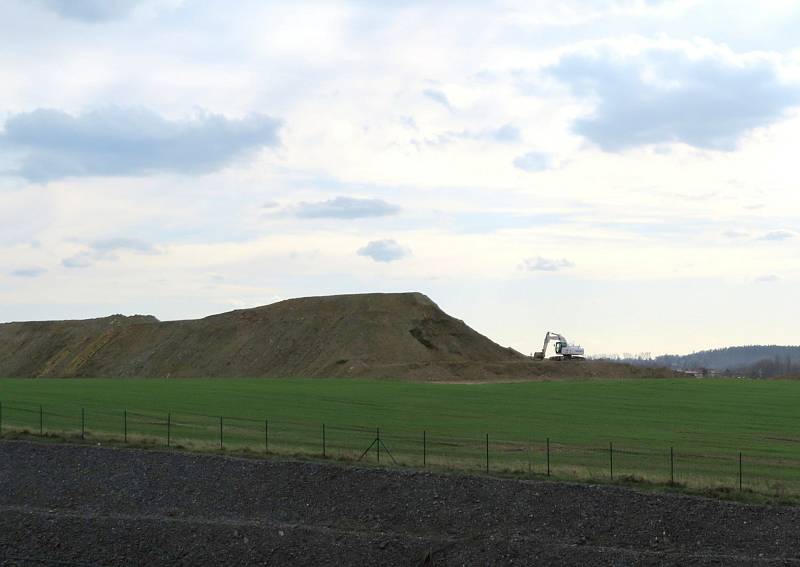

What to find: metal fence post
left=528, top=440, right=532, bottom=475
left=485, top=434, right=489, bottom=474
left=546, top=437, right=550, bottom=476
left=609, top=441, right=613, bottom=479
left=670, top=447, right=674, bottom=484
left=739, top=452, right=743, bottom=491
left=11, top=402, right=773, bottom=493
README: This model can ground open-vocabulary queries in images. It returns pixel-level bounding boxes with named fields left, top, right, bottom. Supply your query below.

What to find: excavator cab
left=554, top=341, right=563, bottom=354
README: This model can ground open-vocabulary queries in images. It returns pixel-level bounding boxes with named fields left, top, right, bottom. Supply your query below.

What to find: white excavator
left=533, top=331, right=585, bottom=360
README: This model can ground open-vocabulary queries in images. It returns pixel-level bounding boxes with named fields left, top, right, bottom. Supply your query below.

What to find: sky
left=1, top=0, right=799, bottom=356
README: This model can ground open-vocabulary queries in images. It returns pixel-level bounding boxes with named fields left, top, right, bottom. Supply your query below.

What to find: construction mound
left=0, top=292, right=676, bottom=381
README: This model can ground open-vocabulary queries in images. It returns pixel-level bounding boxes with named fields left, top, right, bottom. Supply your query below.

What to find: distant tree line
left=593, top=345, right=800, bottom=379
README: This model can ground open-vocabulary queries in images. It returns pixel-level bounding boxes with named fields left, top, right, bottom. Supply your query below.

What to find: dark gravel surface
left=1, top=441, right=799, bottom=566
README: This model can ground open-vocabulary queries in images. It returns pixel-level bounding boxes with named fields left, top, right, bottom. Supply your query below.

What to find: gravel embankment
left=1, top=440, right=799, bottom=565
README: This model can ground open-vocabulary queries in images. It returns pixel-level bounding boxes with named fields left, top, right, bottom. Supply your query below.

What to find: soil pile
left=0, top=292, right=676, bottom=380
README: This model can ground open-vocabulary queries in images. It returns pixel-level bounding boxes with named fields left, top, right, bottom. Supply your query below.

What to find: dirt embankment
left=1, top=440, right=799, bottom=566
left=0, top=292, right=678, bottom=381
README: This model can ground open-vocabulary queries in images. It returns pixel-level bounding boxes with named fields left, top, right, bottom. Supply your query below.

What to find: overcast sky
left=1, top=0, right=799, bottom=356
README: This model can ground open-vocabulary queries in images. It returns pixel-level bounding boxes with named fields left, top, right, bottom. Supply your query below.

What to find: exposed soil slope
left=0, top=292, right=675, bottom=380
left=1, top=440, right=799, bottom=566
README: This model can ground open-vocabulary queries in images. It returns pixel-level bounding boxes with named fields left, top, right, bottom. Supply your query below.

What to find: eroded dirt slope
left=0, top=292, right=676, bottom=380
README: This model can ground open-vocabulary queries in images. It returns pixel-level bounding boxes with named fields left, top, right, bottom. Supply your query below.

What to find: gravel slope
left=0, top=292, right=678, bottom=381
left=1, top=441, right=798, bottom=566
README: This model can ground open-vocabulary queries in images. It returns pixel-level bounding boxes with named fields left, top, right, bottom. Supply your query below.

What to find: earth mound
left=0, top=292, right=676, bottom=380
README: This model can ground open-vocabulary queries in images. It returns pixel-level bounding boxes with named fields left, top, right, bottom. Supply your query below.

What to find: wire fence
left=2, top=399, right=799, bottom=498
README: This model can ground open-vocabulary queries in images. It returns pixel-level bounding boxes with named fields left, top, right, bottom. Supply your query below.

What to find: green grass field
left=2, top=377, right=800, bottom=497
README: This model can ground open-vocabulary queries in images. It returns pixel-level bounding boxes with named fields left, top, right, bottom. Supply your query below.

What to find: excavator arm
left=533, top=331, right=565, bottom=360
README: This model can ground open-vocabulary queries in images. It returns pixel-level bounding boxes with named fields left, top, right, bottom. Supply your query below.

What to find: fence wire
left=1, top=400, right=800, bottom=498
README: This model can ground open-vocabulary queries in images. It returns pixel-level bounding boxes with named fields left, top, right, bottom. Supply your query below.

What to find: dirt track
left=1, top=441, right=799, bottom=565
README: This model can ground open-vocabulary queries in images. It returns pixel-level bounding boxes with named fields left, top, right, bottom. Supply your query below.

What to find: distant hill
left=0, top=292, right=677, bottom=381
left=605, top=345, right=800, bottom=378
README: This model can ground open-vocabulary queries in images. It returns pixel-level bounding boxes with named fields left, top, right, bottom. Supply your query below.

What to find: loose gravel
left=1, top=440, right=799, bottom=566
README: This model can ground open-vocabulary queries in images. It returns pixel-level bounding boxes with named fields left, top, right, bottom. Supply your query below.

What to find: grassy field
left=1, top=377, right=800, bottom=497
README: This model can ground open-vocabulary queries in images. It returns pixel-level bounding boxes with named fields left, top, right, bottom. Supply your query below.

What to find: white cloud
left=416, top=124, right=525, bottom=148
left=91, top=238, right=159, bottom=256
left=2, top=1, right=800, bottom=355
left=62, top=238, right=160, bottom=268
left=723, top=229, right=749, bottom=239
left=290, top=197, right=401, bottom=219
left=548, top=42, right=800, bottom=151
left=493, top=123, right=521, bottom=143
left=422, top=88, right=453, bottom=111
left=10, top=267, right=47, bottom=277
left=755, top=274, right=779, bottom=283
left=1, top=108, right=281, bottom=182
left=513, top=152, right=552, bottom=172
left=520, top=256, right=574, bottom=271
left=36, top=0, right=142, bottom=22
left=357, top=239, right=409, bottom=263
left=62, top=254, right=94, bottom=269
left=757, top=229, right=796, bottom=241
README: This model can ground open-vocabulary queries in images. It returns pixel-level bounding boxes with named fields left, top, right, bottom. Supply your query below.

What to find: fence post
left=670, top=447, right=674, bottom=484
left=546, top=437, right=550, bottom=476
left=124, top=410, right=127, bottom=443
left=167, top=412, right=171, bottom=447
left=265, top=418, right=269, bottom=452
left=485, top=434, right=489, bottom=474
left=739, top=452, right=743, bottom=491
left=528, top=440, right=532, bottom=476
left=322, top=424, right=326, bottom=457
left=219, top=416, right=223, bottom=450
left=423, top=430, right=426, bottom=468
left=377, top=428, right=381, bottom=463
left=0, top=401, right=3, bottom=434
left=39, top=405, right=43, bottom=436
left=81, top=408, right=85, bottom=440
left=609, top=441, right=613, bottom=479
